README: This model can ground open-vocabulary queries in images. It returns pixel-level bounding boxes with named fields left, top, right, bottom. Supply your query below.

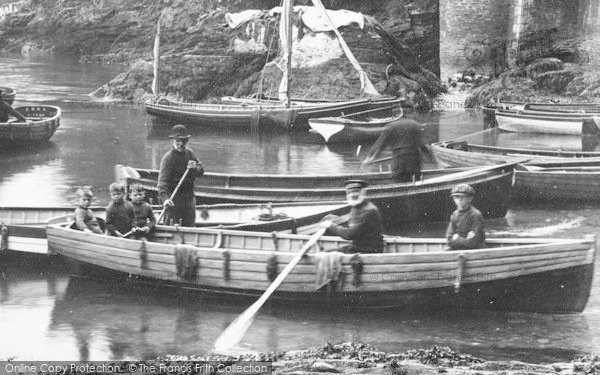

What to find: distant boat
left=47, top=222, right=597, bottom=313
left=0, top=106, right=61, bottom=145
left=145, top=97, right=402, bottom=131
left=309, top=111, right=402, bottom=144
left=0, top=202, right=348, bottom=254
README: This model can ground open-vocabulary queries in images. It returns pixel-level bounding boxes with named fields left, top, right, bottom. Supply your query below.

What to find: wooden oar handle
left=0, top=100, right=28, bottom=122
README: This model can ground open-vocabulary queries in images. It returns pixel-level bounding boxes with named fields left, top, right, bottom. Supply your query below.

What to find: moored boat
left=429, top=139, right=600, bottom=202
left=0, top=105, right=61, bottom=145
left=308, top=112, right=402, bottom=144
left=495, top=108, right=596, bottom=135
left=145, top=97, right=402, bottom=131
left=0, top=202, right=348, bottom=254
left=46, top=223, right=596, bottom=313
left=122, top=163, right=516, bottom=223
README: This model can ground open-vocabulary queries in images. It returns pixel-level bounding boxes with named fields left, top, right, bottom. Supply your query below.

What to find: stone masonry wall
left=439, top=0, right=510, bottom=82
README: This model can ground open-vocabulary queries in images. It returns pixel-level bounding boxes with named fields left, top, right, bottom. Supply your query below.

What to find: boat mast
left=285, top=0, right=293, bottom=108
left=152, top=15, right=161, bottom=99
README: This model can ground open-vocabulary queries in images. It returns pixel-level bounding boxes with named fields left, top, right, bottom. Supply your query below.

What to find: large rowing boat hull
left=496, top=110, right=585, bottom=135
left=126, top=164, right=515, bottom=223
left=47, top=224, right=596, bottom=313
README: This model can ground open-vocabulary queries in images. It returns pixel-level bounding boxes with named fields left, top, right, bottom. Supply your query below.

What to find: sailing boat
left=145, top=0, right=402, bottom=131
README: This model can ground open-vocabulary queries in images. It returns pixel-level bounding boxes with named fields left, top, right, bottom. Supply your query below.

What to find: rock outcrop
left=0, top=0, right=442, bottom=109
left=465, top=56, right=600, bottom=107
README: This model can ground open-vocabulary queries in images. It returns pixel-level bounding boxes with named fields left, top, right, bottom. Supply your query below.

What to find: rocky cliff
left=0, top=0, right=441, bottom=109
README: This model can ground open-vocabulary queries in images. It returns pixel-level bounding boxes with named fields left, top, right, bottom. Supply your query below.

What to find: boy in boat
left=321, top=180, right=384, bottom=253
left=129, top=184, right=156, bottom=239
left=106, top=182, right=134, bottom=237
left=446, top=184, right=486, bottom=250
left=362, top=119, right=431, bottom=182
left=73, top=187, right=104, bottom=234
left=158, top=124, right=204, bottom=226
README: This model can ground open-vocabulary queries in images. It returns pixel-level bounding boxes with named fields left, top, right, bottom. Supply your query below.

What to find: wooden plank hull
left=0, top=202, right=347, bottom=254
left=0, top=106, right=61, bottom=145
left=126, top=164, right=516, bottom=223
left=431, top=141, right=600, bottom=201
left=496, top=110, right=585, bottom=135
left=47, top=224, right=596, bottom=313
left=145, top=98, right=402, bottom=131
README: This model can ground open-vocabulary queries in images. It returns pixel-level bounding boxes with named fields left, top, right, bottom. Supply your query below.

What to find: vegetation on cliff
left=0, top=0, right=441, bottom=109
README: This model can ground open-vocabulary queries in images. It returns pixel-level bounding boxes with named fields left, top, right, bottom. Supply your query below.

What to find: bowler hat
left=169, top=124, right=191, bottom=139
left=450, top=183, right=475, bottom=197
left=344, top=179, right=368, bottom=190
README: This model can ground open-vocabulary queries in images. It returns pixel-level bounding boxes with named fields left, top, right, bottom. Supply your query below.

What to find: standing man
left=321, top=180, right=384, bottom=253
left=362, top=119, right=431, bottom=182
left=158, top=124, right=204, bottom=226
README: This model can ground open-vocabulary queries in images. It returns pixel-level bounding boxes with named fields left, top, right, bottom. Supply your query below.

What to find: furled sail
left=152, top=16, right=161, bottom=96
left=310, top=0, right=380, bottom=96
left=278, top=0, right=292, bottom=103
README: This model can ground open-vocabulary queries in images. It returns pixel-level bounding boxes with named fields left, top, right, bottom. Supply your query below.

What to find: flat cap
left=344, top=179, right=368, bottom=190
left=169, top=124, right=191, bottom=139
left=450, top=183, right=475, bottom=197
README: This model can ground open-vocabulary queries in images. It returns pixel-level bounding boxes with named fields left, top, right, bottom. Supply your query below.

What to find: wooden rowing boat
left=430, top=138, right=600, bottom=168
left=46, top=223, right=596, bottom=313
left=512, top=160, right=600, bottom=201
left=145, top=97, right=402, bottom=131
left=122, top=163, right=516, bottom=224
left=483, top=102, right=600, bottom=130
left=308, top=113, right=402, bottom=144
left=495, top=108, right=597, bottom=135
left=429, top=139, right=600, bottom=202
left=0, top=105, right=61, bottom=145
left=0, top=202, right=347, bottom=254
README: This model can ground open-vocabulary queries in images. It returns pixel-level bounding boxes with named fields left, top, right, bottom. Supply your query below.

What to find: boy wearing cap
left=446, top=184, right=486, bottom=250
left=73, top=188, right=104, bottom=234
left=322, top=180, right=384, bottom=253
left=106, top=182, right=134, bottom=237
left=129, top=184, right=156, bottom=239
left=158, top=124, right=204, bottom=226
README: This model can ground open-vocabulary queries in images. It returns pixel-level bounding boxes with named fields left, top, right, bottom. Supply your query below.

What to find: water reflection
left=42, top=277, right=598, bottom=362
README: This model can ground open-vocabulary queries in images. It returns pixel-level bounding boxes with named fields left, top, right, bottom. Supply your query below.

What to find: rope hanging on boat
left=350, top=253, right=363, bottom=287
left=0, top=224, right=8, bottom=251
left=266, top=254, right=278, bottom=282
left=222, top=249, right=231, bottom=281
left=139, top=239, right=148, bottom=270
left=454, top=254, right=465, bottom=294
left=271, top=232, right=279, bottom=251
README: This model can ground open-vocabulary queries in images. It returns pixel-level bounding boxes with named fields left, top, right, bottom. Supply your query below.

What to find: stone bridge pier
left=439, top=0, right=599, bottom=81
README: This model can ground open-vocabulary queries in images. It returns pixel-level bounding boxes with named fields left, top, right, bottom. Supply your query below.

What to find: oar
left=0, top=100, right=28, bottom=122
left=157, top=168, right=191, bottom=224
left=213, top=226, right=328, bottom=353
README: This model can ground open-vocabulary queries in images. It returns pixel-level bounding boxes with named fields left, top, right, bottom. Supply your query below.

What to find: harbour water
left=0, top=56, right=598, bottom=361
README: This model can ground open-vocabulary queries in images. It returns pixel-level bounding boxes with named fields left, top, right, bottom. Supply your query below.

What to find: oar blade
left=213, top=300, right=261, bottom=353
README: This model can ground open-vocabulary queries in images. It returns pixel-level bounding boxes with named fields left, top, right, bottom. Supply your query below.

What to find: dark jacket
left=157, top=148, right=204, bottom=202
left=132, top=201, right=156, bottom=230
left=446, top=205, right=486, bottom=250
left=367, top=119, right=431, bottom=160
left=328, top=200, right=384, bottom=253
left=74, top=206, right=103, bottom=234
left=106, top=200, right=134, bottom=236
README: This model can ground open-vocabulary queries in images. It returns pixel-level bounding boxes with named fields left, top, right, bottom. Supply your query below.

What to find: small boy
left=106, top=182, right=134, bottom=237
left=74, top=187, right=104, bottom=234
left=129, top=184, right=156, bottom=239
left=446, top=184, right=486, bottom=250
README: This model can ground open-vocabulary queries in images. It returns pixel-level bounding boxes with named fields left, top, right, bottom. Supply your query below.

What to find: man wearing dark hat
left=446, top=183, right=486, bottom=250
left=157, top=124, right=204, bottom=226
left=362, top=119, right=431, bottom=182
left=321, top=179, right=384, bottom=253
